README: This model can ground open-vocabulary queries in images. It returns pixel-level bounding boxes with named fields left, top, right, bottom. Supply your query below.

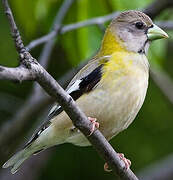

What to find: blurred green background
left=0, top=0, right=173, bottom=179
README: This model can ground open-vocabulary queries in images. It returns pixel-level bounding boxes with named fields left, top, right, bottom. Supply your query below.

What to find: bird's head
left=108, top=10, right=168, bottom=54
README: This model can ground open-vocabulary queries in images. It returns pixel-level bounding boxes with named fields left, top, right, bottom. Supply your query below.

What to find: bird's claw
left=104, top=162, right=112, bottom=172
left=88, top=117, right=99, bottom=136
left=104, top=153, right=131, bottom=172
left=118, top=153, right=131, bottom=169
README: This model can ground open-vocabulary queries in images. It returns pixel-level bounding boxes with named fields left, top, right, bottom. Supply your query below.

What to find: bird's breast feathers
left=76, top=52, right=149, bottom=140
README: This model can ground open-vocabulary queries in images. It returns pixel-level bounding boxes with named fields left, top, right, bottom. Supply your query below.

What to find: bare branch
left=2, top=0, right=25, bottom=53
left=61, top=20, right=173, bottom=35
left=0, top=65, right=35, bottom=82
left=1, top=0, right=139, bottom=179
left=26, top=31, right=56, bottom=52
left=156, top=21, right=173, bottom=31
left=26, top=11, right=120, bottom=50
left=143, top=0, right=173, bottom=18
left=61, top=12, right=119, bottom=34
left=150, top=66, right=173, bottom=105
left=26, top=11, right=119, bottom=51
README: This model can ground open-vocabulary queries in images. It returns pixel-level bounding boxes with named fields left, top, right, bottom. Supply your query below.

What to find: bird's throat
left=98, top=29, right=126, bottom=56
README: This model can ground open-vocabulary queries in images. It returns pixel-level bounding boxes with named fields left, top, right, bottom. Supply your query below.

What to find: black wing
left=48, top=64, right=103, bottom=119
left=25, top=64, right=103, bottom=147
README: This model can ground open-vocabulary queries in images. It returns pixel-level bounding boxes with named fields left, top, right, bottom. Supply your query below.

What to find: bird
left=2, top=10, right=168, bottom=174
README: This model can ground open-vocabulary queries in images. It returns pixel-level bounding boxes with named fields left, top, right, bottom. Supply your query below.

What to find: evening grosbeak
left=3, top=10, right=168, bottom=174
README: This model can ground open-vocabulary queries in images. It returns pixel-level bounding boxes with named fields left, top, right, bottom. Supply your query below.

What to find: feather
left=24, top=64, right=104, bottom=147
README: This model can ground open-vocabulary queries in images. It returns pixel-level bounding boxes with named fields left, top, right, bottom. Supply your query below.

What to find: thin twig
left=143, top=0, right=173, bottom=18
left=61, top=20, right=173, bottom=34
left=156, top=21, right=173, bottom=31
left=26, top=11, right=120, bottom=50
left=2, top=0, right=25, bottom=53
left=150, top=66, right=173, bottom=105
left=26, top=31, right=56, bottom=52
left=60, top=12, right=119, bottom=34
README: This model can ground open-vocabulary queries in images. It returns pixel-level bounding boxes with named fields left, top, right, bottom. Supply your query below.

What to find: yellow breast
left=96, top=27, right=148, bottom=83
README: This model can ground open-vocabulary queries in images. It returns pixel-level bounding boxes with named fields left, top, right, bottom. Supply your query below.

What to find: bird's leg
left=88, top=117, right=99, bottom=136
left=104, top=153, right=131, bottom=172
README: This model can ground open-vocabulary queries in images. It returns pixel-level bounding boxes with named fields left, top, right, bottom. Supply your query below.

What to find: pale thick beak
left=147, top=24, right=169, bottom=41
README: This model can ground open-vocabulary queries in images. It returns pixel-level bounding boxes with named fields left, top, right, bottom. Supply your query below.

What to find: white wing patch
left=48, top=79, right=82, bottom=118
left=48, top=104, right=59, bottom=116
left=67, top=79, right=82, bottom=94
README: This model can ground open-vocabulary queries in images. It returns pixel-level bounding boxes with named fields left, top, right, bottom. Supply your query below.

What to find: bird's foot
left=104, top=162, right=112, bottom=172
left=104, top=153, right=131, bottom=172
left=88, top=117, right=99, bottom=136
left=118, top=153, right=131, bottom=169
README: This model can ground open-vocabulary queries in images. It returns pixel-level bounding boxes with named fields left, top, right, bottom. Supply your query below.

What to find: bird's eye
left=135, top=22, right=144, bottom=29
